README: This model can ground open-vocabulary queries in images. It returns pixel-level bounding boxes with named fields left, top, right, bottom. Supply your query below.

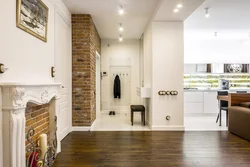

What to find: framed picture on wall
left=16, top=0, right=49, bottom=42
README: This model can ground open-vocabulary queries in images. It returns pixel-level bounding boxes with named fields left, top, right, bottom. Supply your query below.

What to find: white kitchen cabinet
left=212, top=64, right=224, bottom=73
left=184, top=92, right=204, bottom=113
left=197, top=64, right=207, bottom=72
left=184, top=102, right=204, bottom=113
left=184, top=64, right=197, bottom=74
left=184, top=92, right=204, bottom=103
left=184, top=91, right=219, bottom=114
left=203, top=92, right=219, bottom=113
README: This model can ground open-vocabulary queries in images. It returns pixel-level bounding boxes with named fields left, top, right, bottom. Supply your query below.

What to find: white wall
left=101, top=39, right=140, bottom=112
left=184, top=29, right=250, bottom=63
left=0, top=0, right=71, bottom=83
left=142, top=24, right=153, bottom=127
left=151, top=22, right=184, bottom=130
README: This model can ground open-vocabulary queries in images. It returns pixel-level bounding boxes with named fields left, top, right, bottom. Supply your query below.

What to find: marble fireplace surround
left=0, top=82, right=61, bottom=167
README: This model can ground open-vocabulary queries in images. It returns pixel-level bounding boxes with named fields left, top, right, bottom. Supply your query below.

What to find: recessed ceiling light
left=205, top=8, right=210, bottom=18
left=118, top=6, right=125, bottom=15
left=177, top=4, right=183, bottom=8
left=119, top=35, right=123, bottom=42
left=173, top=8, right=179, bottom=13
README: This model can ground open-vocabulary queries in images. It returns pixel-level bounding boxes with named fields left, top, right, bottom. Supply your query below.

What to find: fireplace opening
left=25, top=102, right=57, bottom=167
left=25, top=103, right=50, bottom=150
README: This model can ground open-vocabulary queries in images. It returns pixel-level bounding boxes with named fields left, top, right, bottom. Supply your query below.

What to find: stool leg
left=131, top=111, right=132, bottom=123
left=143, top=111, right=145, bottom=126
left=141, top=112, right=143, bottom=123
left=131, top=111, right=134, bottom=126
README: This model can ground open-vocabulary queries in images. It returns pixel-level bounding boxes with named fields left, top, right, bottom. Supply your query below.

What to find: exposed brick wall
left=72, top=14, right=101, bottom=126
left=25, top=104, right=49, bottom=149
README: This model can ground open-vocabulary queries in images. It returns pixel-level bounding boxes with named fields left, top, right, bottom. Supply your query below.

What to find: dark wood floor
left=53, top=131, right=250, bottom=167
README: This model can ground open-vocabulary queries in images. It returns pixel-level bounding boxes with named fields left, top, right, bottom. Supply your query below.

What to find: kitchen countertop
left=184, top=88, right=250, bottom=92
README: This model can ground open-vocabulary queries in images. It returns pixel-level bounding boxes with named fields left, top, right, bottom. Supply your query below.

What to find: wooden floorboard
left=53, top=131, right=250, bottom=167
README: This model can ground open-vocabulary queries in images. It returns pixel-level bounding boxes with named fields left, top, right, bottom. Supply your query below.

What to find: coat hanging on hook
left=114, top=75, right=121, bottom=99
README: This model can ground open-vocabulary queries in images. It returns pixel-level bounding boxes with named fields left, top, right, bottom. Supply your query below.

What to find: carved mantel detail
left=0, top=82, right=61, bottom=167
left=41, top=89, right=49, bottom=103
left=12, top=87, right=26, bottom=109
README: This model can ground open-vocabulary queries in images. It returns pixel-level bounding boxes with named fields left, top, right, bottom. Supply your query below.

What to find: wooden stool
left=130, top=105, right=145, bottom=126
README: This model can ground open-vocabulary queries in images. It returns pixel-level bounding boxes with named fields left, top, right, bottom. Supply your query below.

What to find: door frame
left=96, top=51, right=101, bottom=119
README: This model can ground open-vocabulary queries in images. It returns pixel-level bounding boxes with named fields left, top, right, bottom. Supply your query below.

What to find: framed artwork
left=16, top=0, right=49, bottom=42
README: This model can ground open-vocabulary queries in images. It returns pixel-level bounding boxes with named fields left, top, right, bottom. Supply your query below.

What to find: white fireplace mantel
left=0, top=82, right=61, bottom=167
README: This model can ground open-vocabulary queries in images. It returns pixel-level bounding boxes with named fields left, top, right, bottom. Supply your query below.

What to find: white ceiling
left=62, top=0, right=160, bottom=39
left=62, top=0, right=208, bottom=39
left=154, top=0, right=205, bottom=21
left=185, top=0, right=250, bottom=32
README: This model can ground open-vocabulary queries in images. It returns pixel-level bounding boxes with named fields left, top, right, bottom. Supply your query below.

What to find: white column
left=151, top=22, right=184, bottom=130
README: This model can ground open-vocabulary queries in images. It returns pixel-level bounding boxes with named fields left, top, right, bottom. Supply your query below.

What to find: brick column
left=72, top=14, right=101, bottom=127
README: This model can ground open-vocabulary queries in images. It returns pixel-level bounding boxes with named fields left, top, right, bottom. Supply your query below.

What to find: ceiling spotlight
left=177, top=3, right=183, bottom=8
left=119, top=24, right=124, bottom=32
left=118, top=6, right=125, bottom=15
left=173, top=8, right=179, bottom=13
left=119, top=35, right=123, bottom=42
left=205, top=8, right=210, bottom=18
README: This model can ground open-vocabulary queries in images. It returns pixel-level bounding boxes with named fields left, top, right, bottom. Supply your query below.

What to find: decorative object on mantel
left=26, top=116, right=57, bottom=167
left=16, top=0, right=49, bottom=42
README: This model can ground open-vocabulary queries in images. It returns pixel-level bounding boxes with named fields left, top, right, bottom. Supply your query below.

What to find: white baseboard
left=151, top=126, right=185, bottom=131
left=71, top=126, right=91, bottom=131
left=72, top=120, right=96, bottom=131
left=90, top=119, right=97, bottom=130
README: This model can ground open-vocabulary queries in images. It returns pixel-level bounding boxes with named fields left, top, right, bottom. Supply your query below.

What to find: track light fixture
left=118, top=6, right=124, bottom=15
left=119, top=35, right=123, bottom=42
left=205, top=7, right=210, bottom=18
left=119, top=24, right=124, bottom=32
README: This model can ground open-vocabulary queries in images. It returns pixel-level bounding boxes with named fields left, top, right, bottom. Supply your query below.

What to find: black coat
left=113, top=75, right=121, bottom=98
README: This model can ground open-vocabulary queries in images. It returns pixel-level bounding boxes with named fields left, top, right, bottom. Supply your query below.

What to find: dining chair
left=216, top=91, right=228, bottom=126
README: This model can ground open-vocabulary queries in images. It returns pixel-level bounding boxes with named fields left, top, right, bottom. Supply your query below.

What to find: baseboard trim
left=72, top=120, right=96, bottom=132
left=90, top=119, right=97, bottom=130
left=71, top=126, right=91, bottom=131
left=151, top=126, right=185, bottom=131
